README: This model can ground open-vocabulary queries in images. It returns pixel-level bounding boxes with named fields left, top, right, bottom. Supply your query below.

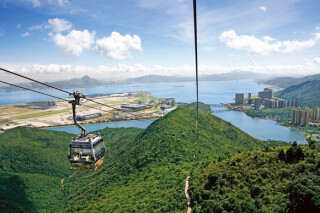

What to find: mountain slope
left=0, top=105, right=285, bottom=212
left=0, top=127, right=73, bottom=212
left=276, top=80, right=320, bottom=107
left=127, top=106, right=267, bottom=168
left=62, top=106, right=284, bottom=212
left=263, top=73, right=320, bottom=88
left=191, top=143, right=320, bottom=212
left=0, top=127, right=142, bottom=212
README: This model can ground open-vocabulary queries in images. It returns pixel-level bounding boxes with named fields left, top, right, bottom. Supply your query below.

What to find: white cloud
left=220, top=30, right=320, bottom=54
left=47, top=18, right=72, bottom=33
left=27, top=20, right=142, bottom=59
left=219, top=30, right=281, bottom=54
left=311, top=57, right=320, bottom=64
left=259, top=6, right=267, bottom=12
left=95, top=32, right=143, bottom=60
left=29, top=18, right=72, bottom=32
left=282, top=40, right=316, bottom=53
left=52, top=30, right=95, bottom=56
left=29, top=24, right=45, bottom=31
left=2, top=59, right=320, bottom=84
left=23, top=0, right=68, bottom=8
left=21, top=32, right=31, bottom=37
left=25, top=0, right=40, bottom=7
left=28, top=18, right=95, bottom=57
left=263, top=36, right=275, bottom=42
left=48, top=0, right=69, bottom=7
left=316, top=26, right=320, bottom=31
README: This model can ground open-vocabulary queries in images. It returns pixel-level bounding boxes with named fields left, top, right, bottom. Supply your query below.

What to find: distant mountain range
left=200, top=70, right=275, bottom=81
left=124, top=71, right=276, bottom=83
left=0, top=71, right=278, bottom=92
left=0, top=75, right=108, bottom=92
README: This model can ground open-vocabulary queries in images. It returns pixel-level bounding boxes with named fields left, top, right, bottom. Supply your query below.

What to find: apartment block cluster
left=235, top=88, right=298, bottom=110
left=291, top=108, right=320, bottom=126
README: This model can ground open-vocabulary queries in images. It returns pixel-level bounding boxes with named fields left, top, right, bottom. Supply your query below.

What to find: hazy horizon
left=1, top=0, right=320, bottom=82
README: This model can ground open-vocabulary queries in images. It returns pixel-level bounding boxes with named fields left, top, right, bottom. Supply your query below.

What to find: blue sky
left=1, top=0, right=320, bottom=81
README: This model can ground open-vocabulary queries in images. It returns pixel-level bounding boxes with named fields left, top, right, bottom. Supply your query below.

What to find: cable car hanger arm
left=70, top=91, right=86, bottom=137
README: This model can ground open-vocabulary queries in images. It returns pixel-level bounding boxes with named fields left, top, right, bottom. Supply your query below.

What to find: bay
left=1, top=80, right=306, bottom=143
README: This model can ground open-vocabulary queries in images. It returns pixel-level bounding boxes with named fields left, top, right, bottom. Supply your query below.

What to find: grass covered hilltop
left=0, top=104, right=319, bottom=212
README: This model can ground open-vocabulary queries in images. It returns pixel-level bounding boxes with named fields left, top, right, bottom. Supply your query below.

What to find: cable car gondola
left=67, top=91, right=105, bottom=170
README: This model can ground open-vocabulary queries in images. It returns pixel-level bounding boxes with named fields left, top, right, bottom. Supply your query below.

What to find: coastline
left=238, top=108, right=314, bottom=141
left=42, top=115, right=159, bottom=130
left=0, top=91, right=177, bottom=131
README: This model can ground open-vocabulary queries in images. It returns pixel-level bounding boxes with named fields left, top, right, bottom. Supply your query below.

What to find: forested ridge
left=276, top=80, right=320, bottom=108
left=1, top=105, right=312, bottom=213
left=191, top=141, right=320, bottom=212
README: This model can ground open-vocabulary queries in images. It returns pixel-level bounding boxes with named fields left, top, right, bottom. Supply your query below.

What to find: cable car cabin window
left=70, top=145, right=93, bottom=162
left=93, top=141, right=105, bottom=160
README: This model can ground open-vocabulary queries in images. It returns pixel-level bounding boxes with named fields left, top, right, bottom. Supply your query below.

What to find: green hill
left=190, top=142, right=320, bottom=212
left=263, top=73, right=320, bottom=88
left=0, top=127, right=72, bottom=212
left=62, top=106, right=283, bottom=212
left=276, top=80, right=320, bottom=107
left=0, top=105, right=285, bottom=212
left=0, top=126, right=142, bottom=212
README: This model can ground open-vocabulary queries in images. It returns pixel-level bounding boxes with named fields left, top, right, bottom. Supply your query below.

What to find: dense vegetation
left=190, top=141, right=320, bottom=212
left=276, top=80, right=320, bottom=108
left=246, top=108, right=292, bottom=124
left=0, top=127, right=72, bottom=212
left=0, top=126, right=142, bottom=212
left=185, top=102, right=212, bottom=114
left=63, top=106, right=280, bottom=212
left=1, top=105, right=288, bottom=212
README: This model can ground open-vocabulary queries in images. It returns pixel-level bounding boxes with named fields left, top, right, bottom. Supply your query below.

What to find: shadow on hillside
left=0, top=173, right=35, bottom=213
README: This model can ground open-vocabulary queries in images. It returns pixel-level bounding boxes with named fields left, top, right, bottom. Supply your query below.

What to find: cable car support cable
left=193, top=0, right=200, bottom=139
left=0, top=67, right=72, bottom=95
left=0, top=80, right=70, bottom=102
left=0, top=67, right=140, bottom=117
left=0, top=80, right=110, bottom=113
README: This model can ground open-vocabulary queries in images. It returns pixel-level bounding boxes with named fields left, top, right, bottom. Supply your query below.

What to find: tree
left=288, top=174, right=320, bottom=213
left=286, top=143, right=304, bottom=163
left=306, top=137, right=315, bottom=149
left=278, top=150, right=286, bottom=161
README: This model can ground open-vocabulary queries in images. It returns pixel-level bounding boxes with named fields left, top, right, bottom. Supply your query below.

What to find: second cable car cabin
left=67, top=91, right=105, bottom=171
left=68, top=134, right=105, bottom=170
